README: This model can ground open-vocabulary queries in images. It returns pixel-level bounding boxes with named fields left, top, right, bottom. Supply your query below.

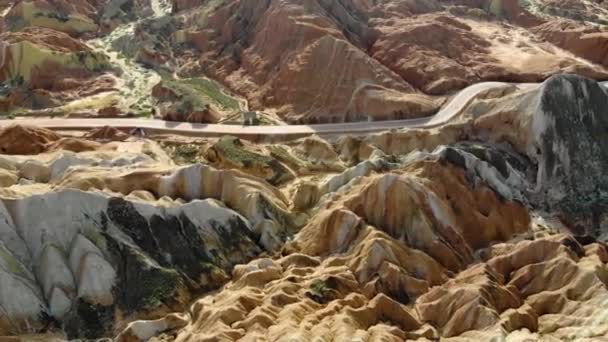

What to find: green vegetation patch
left=158, top=72, right=240, bottom=114
left=64, top=299, right=114, bottom=339
left=308, top=279, right=333, bottom=304
left=162, top=143, right=204, bottom=165
left=268, top=145, right=345, bottom=174
left=183, top=77, right=239, bottom=111
left=207, top=136, right=294, bottom=185
left=213, top=136, right=271, bottom=165
left=173, top=144, right=201, bottom=164
left=138, top=267, right=181, bottom=308
left=268, top=145, right=307, bottom=170
left=129, top=97, right=154, bottom=118
left=0, top=245, right=29, bottom=278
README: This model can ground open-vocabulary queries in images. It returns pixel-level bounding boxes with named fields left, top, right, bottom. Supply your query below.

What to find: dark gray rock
left=532, top=74, right=608, bottom=238
left=0, top=190, right=263, bottom=339
left=421, top=74, right=608, bottom=239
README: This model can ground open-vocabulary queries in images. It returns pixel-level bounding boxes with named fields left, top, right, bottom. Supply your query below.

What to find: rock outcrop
left=3, top=0, right=168, bottom=36
left=0, top=27, right=110, bottom=86
left=0, top=27, right=114, bottom=113
left=369, top=13, right=607, bottom=94
left=532, top=20, right=608, bottom=68
left=3, top=0, right=99, bottom=36
left=530, top=74, right=608, bottom=238
left=0, top=124, right=60, bottom=154
left=0, top=124, right=114, bottom=155
left=0, top=190, right=260, bottom=338
left=133, top=144, right=608, bottom=341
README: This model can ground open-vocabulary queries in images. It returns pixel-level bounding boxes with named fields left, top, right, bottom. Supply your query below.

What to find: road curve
left=0, top=81, right=594, bottom=139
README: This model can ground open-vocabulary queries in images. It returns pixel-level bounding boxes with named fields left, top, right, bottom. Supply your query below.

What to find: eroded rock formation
left=1, top=0, right=608, bottom=339
left=0, top=130, right=301, bottom=338
left=0, top=190, right=259, bottom=338
left=107, top=74, right=608, bottom=342
left=1, top=75, right=605, bottom=340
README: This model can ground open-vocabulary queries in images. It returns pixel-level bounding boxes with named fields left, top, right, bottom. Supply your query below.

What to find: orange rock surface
left=533, top=20, right=608, bottom=67
left=0, top=124, right=103, bottom=154
left=0, top=124, right=60, bottom=154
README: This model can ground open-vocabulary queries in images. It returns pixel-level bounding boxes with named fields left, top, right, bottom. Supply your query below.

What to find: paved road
left=0, top=81, right=590, bottom=138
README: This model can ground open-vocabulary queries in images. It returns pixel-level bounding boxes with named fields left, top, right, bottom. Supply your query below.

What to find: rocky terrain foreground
left=1, top=0, right=608, bottom=342
left=0, top=73, right=606, bottom=341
